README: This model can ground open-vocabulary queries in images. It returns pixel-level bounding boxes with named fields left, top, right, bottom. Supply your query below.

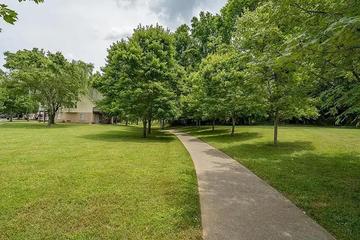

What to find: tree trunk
left=125, top=119, right=129, bottom=126
left=212, top=119, right=215, bottom=131
left=9, top=112, right=13, bottom=122
left=161, top=119, right=165, bottom=130
left=148, top=118, right=152, bottom=135
left=43, top=112, right=46, bottom=123
left=231, top=117, right=236, bottom=136
left=198, top=120, right=201, bottom=127
left=48, top=111, right=56, bottom=126
left=143, top=119, right=147, bottom=138
left=274, top=112, right=280, bottom=145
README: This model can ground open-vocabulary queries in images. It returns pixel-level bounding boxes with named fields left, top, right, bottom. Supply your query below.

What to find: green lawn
left=183, top=125, right=360, bottom=240
left=0, top=122, right=201, bottom=240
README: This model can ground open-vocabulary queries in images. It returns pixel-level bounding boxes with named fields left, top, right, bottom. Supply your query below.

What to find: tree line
left=1, top=0, right=359, bottom=144
left=94, top=0, right=359, bottom=143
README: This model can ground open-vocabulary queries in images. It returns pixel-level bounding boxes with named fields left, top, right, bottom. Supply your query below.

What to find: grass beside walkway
left=0, top=122, right=201, bottom=240
left=184, top=125, right=360, bottom=240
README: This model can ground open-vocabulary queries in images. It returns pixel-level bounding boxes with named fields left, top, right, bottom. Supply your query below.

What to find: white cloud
left=104, top=27, right=132, bottom=41
left=0, top=0, right=226, bottom=70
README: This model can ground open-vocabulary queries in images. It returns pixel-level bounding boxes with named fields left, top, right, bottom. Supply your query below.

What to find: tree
left=233, top=2, right=318, bottom=144
left=191, top=12, right=224, bottom=59
left=273, top=0, right=360, bottom=126
left=180, top=71, right=205, bottom=126
left=197, top=49, right=264, bottom=135
left=92, top=72, right=121, bottom=123
left=173, top=24, right=201, bottom=71
left=4, top=49, right=93, bottom=126
left=98, top=25, right=181, bottom=137
left=220, top=0, right=262, bottom=43
left=0, top=0, right=43, bottom=31
left=318, top=78, right=360, bottom=126
left=0, top=71, right=37, bottom=121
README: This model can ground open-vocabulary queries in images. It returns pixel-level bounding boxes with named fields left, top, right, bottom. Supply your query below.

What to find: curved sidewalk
left=172, top=130, right=335, bottom=240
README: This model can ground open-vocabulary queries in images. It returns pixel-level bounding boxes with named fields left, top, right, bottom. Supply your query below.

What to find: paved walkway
left=172, top=130, right=335, bottom=240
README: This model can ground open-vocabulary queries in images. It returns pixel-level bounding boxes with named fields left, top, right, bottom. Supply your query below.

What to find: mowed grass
left=0, top=122, right=201, bottom=240
left=183, top=125, right=360, bottom=240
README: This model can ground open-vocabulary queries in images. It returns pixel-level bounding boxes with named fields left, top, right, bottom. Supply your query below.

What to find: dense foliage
left=175, top=0, right=359, bottom=143
left=0, top=71, right=37, bottom=121
left=1, top=0, right=359, bottom=142
left=89, top=0, right=360, bottom=143
left=3, top=49, right=93, bottom=125
left=95, top=25, right=182, bottom=137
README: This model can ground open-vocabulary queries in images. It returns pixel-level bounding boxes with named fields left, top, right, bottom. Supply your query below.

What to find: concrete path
left=172, top=130, right=335, bottom=240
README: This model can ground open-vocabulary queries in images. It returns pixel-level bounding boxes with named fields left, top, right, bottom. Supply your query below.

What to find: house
left=57, top=88, right=106, bottom=124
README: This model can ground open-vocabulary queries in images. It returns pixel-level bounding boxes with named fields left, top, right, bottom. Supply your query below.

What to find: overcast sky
left=0, top=0, right=226, bottom=70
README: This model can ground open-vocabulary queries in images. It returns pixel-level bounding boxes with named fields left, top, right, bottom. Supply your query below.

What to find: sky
left=0, top=0, right=226, bottom=70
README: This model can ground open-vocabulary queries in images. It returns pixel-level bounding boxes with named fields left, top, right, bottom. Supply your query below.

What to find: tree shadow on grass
left=180, top=127, right=262, bottom=143
left=181, top=127, right=229, bottom=136
left=195, top=144, right=360, bottom=240
left=201, top=132, right=262, bottom=143
left=233, top=148, right=360, bottom=240
left=0, top=122, right=77, bottom=129
left=178, top=127, right=360, bottom=239
left=220, top=141, right=315, bottom=161
left=80, top=129, right=176, bottom=143
left=272, top=151, right=360, bottom=240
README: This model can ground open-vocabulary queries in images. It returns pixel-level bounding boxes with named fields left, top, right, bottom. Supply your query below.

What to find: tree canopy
left=0, top=71, right=37, bottom=121
left=196, top=49, right=265, bottom=134
left=4, top=49, right=93, bottom=125
left=91, top=0, right=359, bottom=143
left=220, top=0, right=262, bottom=43
left=233, top=1, right=319, bottom=143
left=96, top=25, right=181, bottom=137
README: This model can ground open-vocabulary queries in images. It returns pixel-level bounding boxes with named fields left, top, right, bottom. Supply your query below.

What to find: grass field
left=184, top=125, right=360, bottom=240
left=0, top=122, right=201, bottom=240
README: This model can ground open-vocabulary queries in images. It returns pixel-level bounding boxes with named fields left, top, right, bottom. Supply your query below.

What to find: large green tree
left=179, top=71, right=205, bottom=126
left=177, top=11, right=228, bottom=124
left=0, top=71, right=37, bottom=121
left=98, top=25, right=181, bottom=137
left=197, top=50, right=265, bottom=135
left=191, top=12, right=224, bottom=59
left=274, top=0, right=360, bottom=125
left=233, top=2, right=318, bottom=144
left=220, top=0, right=262, bottom=43
left=4, top=49, right=92, bottom=125
left=173, top=24, right=201, bottom=71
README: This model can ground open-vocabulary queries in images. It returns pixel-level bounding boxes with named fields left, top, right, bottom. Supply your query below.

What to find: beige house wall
left=57, top=89, right=102, bottom=124
left=57, top=112, right=95, bottom=124
left=62, top=95, right=94, bottom=113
